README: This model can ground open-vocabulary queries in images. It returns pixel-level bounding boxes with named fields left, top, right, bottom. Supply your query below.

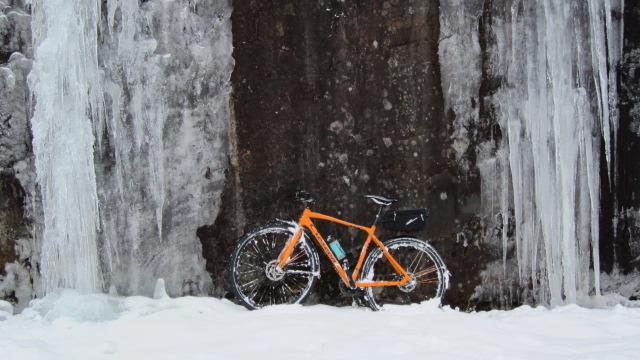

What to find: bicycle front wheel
left=361, top=237, right=448, bottom=311
left=228, top=222, right=320, bottom=310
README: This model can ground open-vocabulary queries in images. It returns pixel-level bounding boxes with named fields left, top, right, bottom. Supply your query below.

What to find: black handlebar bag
left=381, top=208, right=428, bottom=233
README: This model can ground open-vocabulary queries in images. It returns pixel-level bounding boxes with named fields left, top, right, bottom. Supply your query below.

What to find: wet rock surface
left=207, top=0, right=487, bottom=308
left=611, top=1, right=640, bottom=274
left=0, top=0, right=34, bottom=308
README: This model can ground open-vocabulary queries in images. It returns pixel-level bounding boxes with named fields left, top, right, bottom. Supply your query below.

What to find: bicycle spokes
left=362, top=238, right=446, bottom=310
left=229, top=223, right=320, bottom=309
left=413, top=265, right=438, bottom=278
left=287, top=250, right=307, bottom=264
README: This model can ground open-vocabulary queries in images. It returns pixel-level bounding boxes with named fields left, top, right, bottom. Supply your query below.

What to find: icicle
left=483, top=0, right=621, bottom=306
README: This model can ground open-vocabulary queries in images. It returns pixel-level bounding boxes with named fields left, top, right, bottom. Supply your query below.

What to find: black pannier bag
left=381, top=208, right=428, bottom=233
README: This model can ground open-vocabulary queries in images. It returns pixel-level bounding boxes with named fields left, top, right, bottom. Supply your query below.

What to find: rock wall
left=0, top=0, right=638, bottom=310
left=206, top=0, right=489, bottom=307
left=0, top=0, right=38, bottom=310
left=612, top=1, right=640, bottom=275
left=207, top=0, right=638, bottom=308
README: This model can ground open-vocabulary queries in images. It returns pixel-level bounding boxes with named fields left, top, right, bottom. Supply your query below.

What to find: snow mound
left=1, top=291, right=640, bottom=359
left=22, top=289, right=119, bottom=322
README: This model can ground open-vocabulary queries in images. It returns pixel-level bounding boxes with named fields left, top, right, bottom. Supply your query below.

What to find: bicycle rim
left=361, top=237, right=447, bottom=311
left=229, top=223, right=319, bottom=310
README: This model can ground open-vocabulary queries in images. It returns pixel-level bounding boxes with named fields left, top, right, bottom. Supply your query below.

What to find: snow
left=1, top=290, right=639, bottom=360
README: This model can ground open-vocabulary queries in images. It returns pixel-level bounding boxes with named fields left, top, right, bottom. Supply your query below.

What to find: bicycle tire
left=228, top=222, right=320, bottom=310
left=361, top=237, right=448, bottom=311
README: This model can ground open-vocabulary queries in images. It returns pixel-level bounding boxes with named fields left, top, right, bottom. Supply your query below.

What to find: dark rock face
left=206, top=0, right=487, bottom=308
left=0, top=1, right=35, bottom=308
left=0, top=173, right=30, bottom=302
left=612, top=1, right=640, bottom=274
left=206, top=0, right=640, bottom=309
left=0, top=174, right=22, bottom=274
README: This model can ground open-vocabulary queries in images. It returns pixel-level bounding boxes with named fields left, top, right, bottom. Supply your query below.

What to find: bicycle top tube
left=292, top=191, right=398, bottom=226
left=299, top=208, right=375, bottom=233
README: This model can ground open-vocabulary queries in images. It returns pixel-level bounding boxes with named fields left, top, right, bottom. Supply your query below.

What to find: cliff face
left=205, top=0, right=493, bottom=307
left=0, top=0, right=638, bottom=311
left=613, top=1, right=640, bottom=276
left=207, top=0, right=638, bottom=308
left=0, top=1, right=36, bottom=308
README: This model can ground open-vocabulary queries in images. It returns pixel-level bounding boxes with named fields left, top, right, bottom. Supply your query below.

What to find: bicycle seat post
left=374, top=204, right=386, bottom=226
left=304, top=199, right=314, bottom=211
left=364, top=194, right=397, bottom=226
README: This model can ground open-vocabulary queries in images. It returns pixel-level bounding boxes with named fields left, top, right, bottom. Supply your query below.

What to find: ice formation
left=445, top=0, right=623, bottom=306
left=95, top=0, right=233, bottom=297
left=29, top=0, right=103, bottom=294
left=28, top=0, right=233, bottom=297
left=438, top=0, right=483, bottom=174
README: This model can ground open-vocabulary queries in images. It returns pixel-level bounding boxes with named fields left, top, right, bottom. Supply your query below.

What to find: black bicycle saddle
left=364, top=195, right=398, bottom=206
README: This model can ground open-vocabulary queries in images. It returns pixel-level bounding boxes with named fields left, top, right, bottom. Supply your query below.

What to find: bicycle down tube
left=277, top=207, right=412, bottom=288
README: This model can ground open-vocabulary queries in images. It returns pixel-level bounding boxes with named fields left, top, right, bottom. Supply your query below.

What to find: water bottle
left=327, top=235, right=346, bottom=261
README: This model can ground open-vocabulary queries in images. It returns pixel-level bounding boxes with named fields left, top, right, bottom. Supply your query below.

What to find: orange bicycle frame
left=277, top=208, right=411, bottom=289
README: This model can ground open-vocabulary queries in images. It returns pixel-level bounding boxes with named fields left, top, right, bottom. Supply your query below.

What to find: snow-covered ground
left=1, top=289, right=639, bottom=360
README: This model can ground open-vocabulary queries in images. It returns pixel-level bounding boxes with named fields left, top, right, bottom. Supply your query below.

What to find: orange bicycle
left=228, top=191, right=449, bottom=310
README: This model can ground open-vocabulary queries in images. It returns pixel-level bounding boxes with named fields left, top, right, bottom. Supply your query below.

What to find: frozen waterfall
left=29, top=0, right=104, bottom=294
left=28, top=0, right=233, bottom=297
left=96, top=0, right=233, bottom=297
left=441, top=0, right=622, bottom=306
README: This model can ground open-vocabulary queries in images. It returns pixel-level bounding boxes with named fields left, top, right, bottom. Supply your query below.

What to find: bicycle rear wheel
left=361, top=237, right=448, bottom=311
left=228, top=222, right=320, bottom=310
